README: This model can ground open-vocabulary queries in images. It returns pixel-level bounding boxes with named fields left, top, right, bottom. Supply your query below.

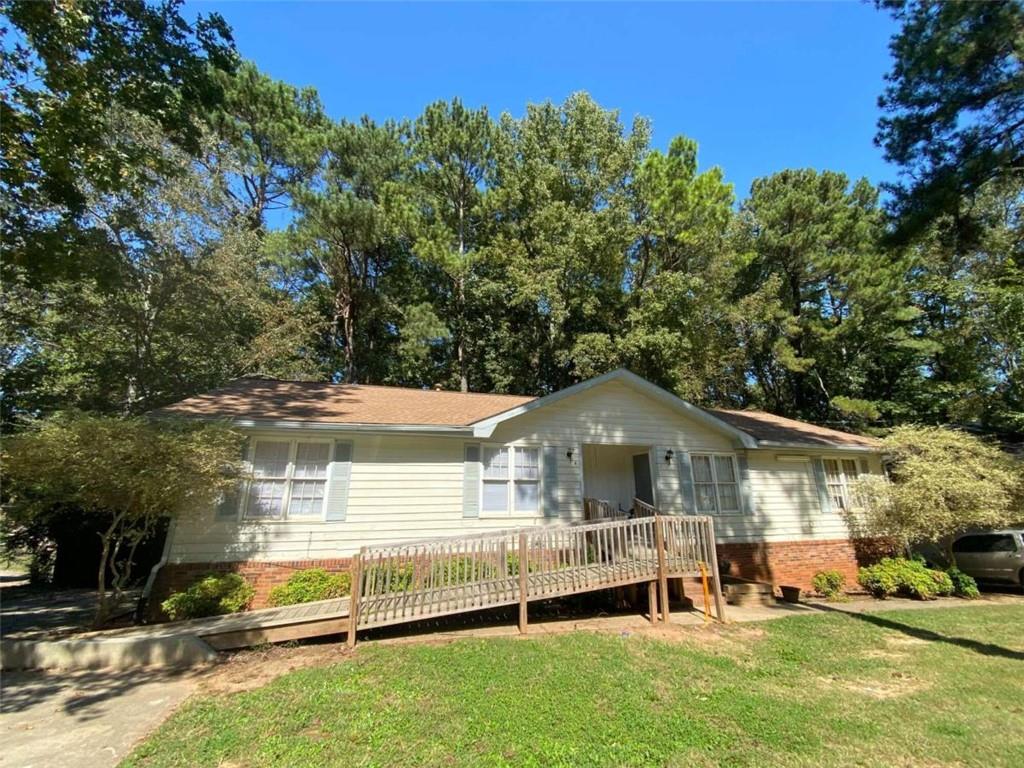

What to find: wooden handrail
left=350, top=512, right=724, bottom=640
left=632, top=498, right=657, bottom=517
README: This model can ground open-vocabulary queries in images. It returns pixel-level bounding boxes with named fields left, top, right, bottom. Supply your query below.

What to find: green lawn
left=124, top=605, right=1024, bottom=768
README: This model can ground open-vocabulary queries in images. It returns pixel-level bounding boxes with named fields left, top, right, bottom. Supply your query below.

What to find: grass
left=124, top=605, right=1024, bottom=768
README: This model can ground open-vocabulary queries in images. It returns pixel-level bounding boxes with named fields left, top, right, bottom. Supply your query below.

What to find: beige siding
left=167, top=379, right=883, bottom=563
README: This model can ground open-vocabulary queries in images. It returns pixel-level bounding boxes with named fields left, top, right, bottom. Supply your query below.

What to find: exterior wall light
left=565, top=448, right=575, bottom=464
left=664, top=449, right=674, bottom=465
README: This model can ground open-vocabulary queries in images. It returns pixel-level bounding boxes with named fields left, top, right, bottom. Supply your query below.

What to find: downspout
left=135, top=519, right=176, bottom=624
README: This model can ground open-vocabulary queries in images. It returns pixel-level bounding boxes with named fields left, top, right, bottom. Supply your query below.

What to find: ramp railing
left=347, top=508, right=725, bottom=645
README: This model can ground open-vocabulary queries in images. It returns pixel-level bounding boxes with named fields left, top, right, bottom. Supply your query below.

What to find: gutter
left=756, top=440, right=881, bottom=454
left=151, top=414, right=475, bottom=437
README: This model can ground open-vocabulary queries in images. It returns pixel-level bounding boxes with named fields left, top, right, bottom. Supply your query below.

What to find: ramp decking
left=148, top=508, right=725, bottom=653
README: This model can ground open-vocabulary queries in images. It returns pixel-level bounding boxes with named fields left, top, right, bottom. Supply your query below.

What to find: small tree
left=3, top=414, right=242, bottom=625
left=849, top=425, right=1023, bottom=559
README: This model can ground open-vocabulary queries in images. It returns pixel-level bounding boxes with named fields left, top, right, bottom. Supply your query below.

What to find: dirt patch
left=861, top=648, right=907, bottom=661
left=818, top=670, right=927, bottom=699
left=200, top=641, right=354, bottom=694
left=885, top=635, right=929, bottom=648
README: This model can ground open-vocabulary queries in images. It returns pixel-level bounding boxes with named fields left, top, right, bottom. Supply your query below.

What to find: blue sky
left=189, top=1, right=899, bottom=201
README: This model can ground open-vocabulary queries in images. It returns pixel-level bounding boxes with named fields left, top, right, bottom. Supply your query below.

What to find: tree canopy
left=849, top=425, right=1024, bottom=553
left=2, top=414, right=242, bottom=622
left=2, top=1, right=1022, bottom=440
left=876, top=0, right=1024, bottom=243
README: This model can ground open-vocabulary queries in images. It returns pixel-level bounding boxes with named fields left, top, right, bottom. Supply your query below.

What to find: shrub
left=811, top=569, right=846, bottom=598
left=161, top=573, right=254, bottom=620
left=268, top=568, right=351, bottom=607
left=946, top=567, right=981, bottom=599
left=365, top=562, right=416, bottom=592
left=857, top=557, right=954, bottom=600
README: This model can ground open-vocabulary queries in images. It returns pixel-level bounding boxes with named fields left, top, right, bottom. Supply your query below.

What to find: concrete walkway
left=0, top=667, right=201, bottom=768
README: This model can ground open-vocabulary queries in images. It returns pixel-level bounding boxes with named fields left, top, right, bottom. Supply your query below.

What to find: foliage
left=4, top=6, right=1022, bottom=451
left=161, top=573, right=255, bottom=621
left=811, top=570, right=846, bottom=599
left=847, top=426, right=1023, bottom=551
left=945, top=567, right=981, bottom=600
left=267, top=568, right=351, bottom=607
left=1, top=0, right=236, bottom=286
left=876, top=0, right=1024, bottom=243
left=124, top=606, right=1024, bottom=767
left=2, top=414, right=243, bottom=623
left=858, top=557, right=955, bottom=600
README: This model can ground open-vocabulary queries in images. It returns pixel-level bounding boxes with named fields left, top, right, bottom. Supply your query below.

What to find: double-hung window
left=244, top=439, right=330, bottom=521
left=823, top=458, right=859, bottom=511
left=691, top=453, right=741, bottom=514
left=481, top=445, right=540, bottom=515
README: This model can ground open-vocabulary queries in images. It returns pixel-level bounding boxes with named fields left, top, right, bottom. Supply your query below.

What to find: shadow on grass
left=809, top=603, right=1024, bottom=662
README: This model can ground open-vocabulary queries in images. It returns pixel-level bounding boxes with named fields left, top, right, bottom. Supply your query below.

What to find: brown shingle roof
left=707, top=409, right=881, bottom=449
left=152, top=378, right=536, bottom=427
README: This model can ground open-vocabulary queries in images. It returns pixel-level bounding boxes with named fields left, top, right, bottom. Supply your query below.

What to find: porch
left=580, top=443, right=658, bottom=518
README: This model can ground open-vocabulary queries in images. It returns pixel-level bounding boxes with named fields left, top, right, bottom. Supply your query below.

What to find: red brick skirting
left=149, top=558, right=354, bottom=619
left=150, top=538, right=893, bottom=619
left=717, top=538, right=893, bottom=591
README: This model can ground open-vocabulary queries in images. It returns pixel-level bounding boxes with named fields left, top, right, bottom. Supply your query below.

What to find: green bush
left=946, top=567, right=981, bottom=599
left=811, top=569, right=846, bottom=598
left=857, top=557, right=955, bottom=600
left=267, top=568, right=351, bottom=607
left=365, top=562, right=416, bottom=592
left=161, top=573, right=254, bottom=620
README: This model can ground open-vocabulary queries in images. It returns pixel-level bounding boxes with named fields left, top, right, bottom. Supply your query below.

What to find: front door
left=632, top=453, right=653, bottom=506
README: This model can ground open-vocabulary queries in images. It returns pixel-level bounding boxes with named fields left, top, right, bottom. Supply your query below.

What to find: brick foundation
left=717, top=538, right=893, bottom=592
left=149, top=538, right=893, bottom=620
left=149, top=558, right=353, bottom=620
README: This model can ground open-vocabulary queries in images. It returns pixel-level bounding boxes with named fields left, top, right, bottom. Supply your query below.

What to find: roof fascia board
left=754, top=440, right=881, bottom=454
left=152, top=414, right=473, bottom=436
left=471, top=368, right=759, bottom=448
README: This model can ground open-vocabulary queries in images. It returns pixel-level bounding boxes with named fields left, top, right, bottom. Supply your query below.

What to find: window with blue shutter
left=542, top=445, right=559, bottom=517
left=463, top=443, right=481, bottom=518
left=324, top=440, right=353, bottom=522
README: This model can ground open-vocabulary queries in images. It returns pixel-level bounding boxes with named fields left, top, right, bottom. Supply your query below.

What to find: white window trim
left=480, top=444, right=541, bottom=517
left=822, top=456, right=860, bottom=512
left=240, top=437, right=333, bottom=523
left=690, top=452, right=742, bottom=515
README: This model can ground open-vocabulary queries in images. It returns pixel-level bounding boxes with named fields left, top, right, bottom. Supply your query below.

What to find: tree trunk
left=94, top=512, right=124, bottom=626
left=457, top=201, right=468, bottom=393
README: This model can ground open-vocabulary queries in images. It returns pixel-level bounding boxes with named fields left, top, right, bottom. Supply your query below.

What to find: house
left=149, top=369, right=884, bottom=609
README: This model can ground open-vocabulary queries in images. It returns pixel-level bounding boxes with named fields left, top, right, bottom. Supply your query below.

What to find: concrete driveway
left=0, top=667, right=200, bottom=768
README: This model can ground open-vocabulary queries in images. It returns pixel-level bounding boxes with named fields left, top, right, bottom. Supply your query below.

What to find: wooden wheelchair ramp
left=190, top=509, right=724, bottom=651
left=345, top=509, right=726, bottom=646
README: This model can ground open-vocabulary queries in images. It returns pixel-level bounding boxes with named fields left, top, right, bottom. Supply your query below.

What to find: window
left=823, top=458, right=859, bottom=511
left=953, top=534, right=1018, bottom=554
left=481, top=445, right=540, bottom=515
left=482, top=446, right=510, bottom=513
left=243, top=439, right=331, bottom=521
left=691, top=454, right=741, bottom=514
left=514, top=447, right=539, bottom=512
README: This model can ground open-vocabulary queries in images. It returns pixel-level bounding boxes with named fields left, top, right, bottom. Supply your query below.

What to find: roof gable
left=151, top=370, right=881, bottom=451
left=469, top=369, right=758, bottom=448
